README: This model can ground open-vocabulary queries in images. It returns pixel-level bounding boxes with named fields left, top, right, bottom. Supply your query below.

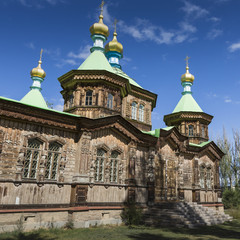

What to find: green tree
left=217, top=128, right=232, bottom=188
left=232, top=130, right=240, bottom=187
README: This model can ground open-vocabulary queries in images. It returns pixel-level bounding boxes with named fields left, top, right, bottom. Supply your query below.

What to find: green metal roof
left=0, top=96, right=79, bottom=117
left=142, top=128, right=160, bottom=138
left=173, top=94, right=203, bottom=113
left=142, top=126, right=176, bottom=137
left=78, top=50, right=114, bottom=73
left=20, top=89, right=48, bottom=109
left=189, top=141, right=211, bottom=147
left=112, top=67, right=142, bottom=89
left=77, top=50, right=142, bottom=89
left=161, top=126, right=174, bottom=131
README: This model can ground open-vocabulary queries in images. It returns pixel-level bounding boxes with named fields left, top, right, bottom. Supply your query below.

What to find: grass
left=225, top=207, right=240, bottom=219
left=0, top=209, right=239, bottom=240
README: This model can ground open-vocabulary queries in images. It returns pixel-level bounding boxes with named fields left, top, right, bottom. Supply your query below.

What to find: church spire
left=30, top=49, right=46, bottom=91
left=89, top=0, right=109, bottom=53
left=20, top=50, right=48, bottom=109
left=181, top=56, right=195, bottom=95
left=105, top=19, right=123, bottom=69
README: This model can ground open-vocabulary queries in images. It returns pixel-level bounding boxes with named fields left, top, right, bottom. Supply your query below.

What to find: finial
left=39, top=49, right=43, bottom=61
left=100, top=0, right=104, bottom=15
left=30, top=49, right=46, bottom=79
left=38, top=49, right=43, bottom=66
left=181, top=55, right=194, bottom=85
left=114, top=19, right=118, bottom=33
left=184, top=56, right=190, bottom=69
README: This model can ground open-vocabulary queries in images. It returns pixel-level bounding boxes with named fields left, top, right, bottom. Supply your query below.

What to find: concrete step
left=143, top=202, right=232, bottom=228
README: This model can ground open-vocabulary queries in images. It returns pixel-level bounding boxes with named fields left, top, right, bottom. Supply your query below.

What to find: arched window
left=107, top=93, right=113, bottom=109
left=139, top=104, right=144, bottom=122
left=95, top=148, right=106, bottom=182
left=189, top=125, right=194, bottom=137
left=85, top=90, right=93, bottom=106
left=23, top=139, right=41, bottom=179
left=110, top=151, right=119, bottom=183
left=206, top=168, right=211, bottom=189
left=200, top=166, right=205, bottom=188
left=131, top=102, right=137, bottom=120
left=45, top=142, right=61, bottom=180
left=202, top=126, right=205, bottom=138
left=69, top=94, right=74, bottom=108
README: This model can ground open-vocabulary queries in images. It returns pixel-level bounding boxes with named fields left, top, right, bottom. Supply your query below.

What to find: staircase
left=143, top=202, right=233, bottom=228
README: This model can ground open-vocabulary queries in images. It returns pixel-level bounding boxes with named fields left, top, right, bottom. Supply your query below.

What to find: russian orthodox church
left=0, top=2, right=225, bottom=231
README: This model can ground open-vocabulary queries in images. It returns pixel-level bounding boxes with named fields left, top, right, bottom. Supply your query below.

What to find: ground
left=0, top=210, right=239, bottom=240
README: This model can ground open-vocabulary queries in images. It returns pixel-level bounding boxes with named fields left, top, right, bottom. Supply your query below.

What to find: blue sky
left=0, top=0, right=240, bottom=139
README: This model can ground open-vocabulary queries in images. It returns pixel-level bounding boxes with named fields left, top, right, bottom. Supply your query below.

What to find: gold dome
left=90, top=14, right=109, bottom=37
left=30, top=50, right=46, bottom=79
left=181, top=66, right=194, bottom=83
left=105, top=32, right=123, bottom=54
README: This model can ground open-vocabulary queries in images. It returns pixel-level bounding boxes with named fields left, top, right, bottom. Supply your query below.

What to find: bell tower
left=164, top=57, right=213, bottom=144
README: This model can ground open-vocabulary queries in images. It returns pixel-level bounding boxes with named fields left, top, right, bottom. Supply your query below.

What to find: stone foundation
left=0, top=207, right=123, bottom=233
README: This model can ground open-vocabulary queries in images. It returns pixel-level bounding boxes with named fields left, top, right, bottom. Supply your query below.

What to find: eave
left=164, top=111, right=213, bottom=126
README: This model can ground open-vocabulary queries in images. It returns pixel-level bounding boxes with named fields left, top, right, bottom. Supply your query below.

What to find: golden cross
left=100, top=0, right=104, bottom=15
left=114, top=19, right=118, bottom=33
left=39, top=49, right=43, bottom=62
left=184, top=56, right=190, bottom=68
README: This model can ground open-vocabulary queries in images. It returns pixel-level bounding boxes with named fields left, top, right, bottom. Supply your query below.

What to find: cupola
left=90, top=1, right=109, bottom=53
left=105, top=20, right=123, bottom=69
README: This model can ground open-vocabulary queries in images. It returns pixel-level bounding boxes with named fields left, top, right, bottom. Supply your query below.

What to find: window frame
left=85, top=90, right=93, bottom=106
left=200, top=165, right=205, bottom=189
left=206, top=167, right=212, bottom=189
left=201, top=126, right=205, bottom=138
left=107, top=93, right=114, bottom=109
left=109, top=151, right=120, bottom=183
left=139, top=104, right=144, bottom=122
left=45, top=142, right=62, bottom=180
left=23, top=139, right=42, bottom=179
left=131, top=102, right=137, bottom=120
left=69, top=94, right=74, bottom=108
left=188, top=125, right=194, bottom=137
left=95, top=148, right=106, bottom=182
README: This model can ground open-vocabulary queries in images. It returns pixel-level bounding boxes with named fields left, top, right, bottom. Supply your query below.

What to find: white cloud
left=179, top=21, right=197, bottom=33
left=68, top=45, right=91, bottom=60
left=17, top=0, right=65, bottom=7
left=228, top=42, right=240, bottom=52
left=209, top=17, right=221, bottom=22
left=53, top=104, right=63, bottom=111
left=206, top=92, right=218, bottom=99
left=224, top=96, right=232, bottom=103
left=118, top=18, right=197, bottom=45
left=43, top=48, right=61, bottom=63
left=102, top=4, right=113, bottom=26
left=25, top=42, right=35, bottom=49
left=152, top=111, right=161, bottom=121
left=122, top=57, right=131, bottom=62
left=207, top=29, right=222, bottom=40
left=181, top=1, right=209, bottom=19
left=55, top=59, right=78, bottom=68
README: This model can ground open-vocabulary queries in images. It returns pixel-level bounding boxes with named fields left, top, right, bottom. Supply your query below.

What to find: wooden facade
left=0, top=64, right=223, bottom=231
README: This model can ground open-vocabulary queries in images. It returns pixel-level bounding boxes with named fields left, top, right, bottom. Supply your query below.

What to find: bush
left=222, top=188, right=240, bottom=209
left=65, top=218, right=74, bottom=229
left=121, top=202, right=143, bottom=226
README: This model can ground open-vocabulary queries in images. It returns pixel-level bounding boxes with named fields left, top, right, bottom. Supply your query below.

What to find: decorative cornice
left=164, top=111, right=213, bottom=126
left=58, top=70, right=157, bottom=108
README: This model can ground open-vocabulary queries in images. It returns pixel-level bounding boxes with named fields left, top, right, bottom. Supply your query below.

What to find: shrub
left=222, top=188, right=240, bottom=209
left=65, top=218, right=74, bottom=229
left=121, top=202, right=143, bottom=226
